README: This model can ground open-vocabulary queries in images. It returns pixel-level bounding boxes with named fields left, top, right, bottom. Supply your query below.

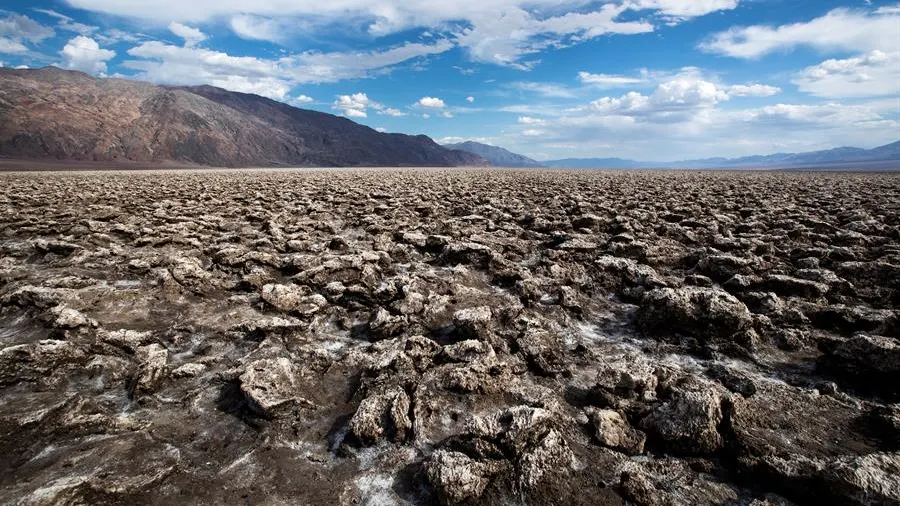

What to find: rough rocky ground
left=0, top=168, right=898, bottom=506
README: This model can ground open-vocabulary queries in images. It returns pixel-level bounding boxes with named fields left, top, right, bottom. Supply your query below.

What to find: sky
left=0, top=1, right=898, bottom=161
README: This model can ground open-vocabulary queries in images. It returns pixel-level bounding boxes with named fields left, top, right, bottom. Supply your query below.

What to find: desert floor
left=1, top=169, right=898, bottom=505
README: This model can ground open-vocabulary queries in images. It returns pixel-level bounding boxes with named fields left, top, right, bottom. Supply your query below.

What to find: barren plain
left=0, top=168, right=898, bottom=506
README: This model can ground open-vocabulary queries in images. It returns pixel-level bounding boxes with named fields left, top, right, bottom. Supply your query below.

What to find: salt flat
left=1, top=169, right=898, bottom=505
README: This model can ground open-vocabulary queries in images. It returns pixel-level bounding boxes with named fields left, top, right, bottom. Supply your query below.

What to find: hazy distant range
left=446, top=141, right=900, bottom=170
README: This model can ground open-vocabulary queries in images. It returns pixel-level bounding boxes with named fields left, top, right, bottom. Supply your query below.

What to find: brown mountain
left=0, top=67, right=487, bottom=167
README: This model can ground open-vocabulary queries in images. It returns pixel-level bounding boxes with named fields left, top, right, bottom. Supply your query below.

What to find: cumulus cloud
left=60, top=35, right=115, bottom=74
left=333, top=93, right=373, bottom=118
left=501, top=71, right=899, bottom=161
left=417, top=96, right=445, bottom=108
left=650, top=79, right=729, bottom=107
left=169, top=22, right=207, bottom=47
left=441, top=111, right=454, bottom=118
left=793, top=50, right=900, bottom=98
left=330, top=93, right=408, bottom=118
left=466, top=96, right=475, bottom=102
left=701, top=6, right=900, bottom=58
left=295, top=94, right=314, bottom=103
left=422, top=113, right=431, bottom=119
left=579, top=79, right=784, bottom=120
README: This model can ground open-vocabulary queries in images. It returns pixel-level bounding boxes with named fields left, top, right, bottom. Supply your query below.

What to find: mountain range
left=0, top=67, right=486, bottom=167
left=541, top=142, right=900, bottom=169
left=443, top=141, right=543, bottom=167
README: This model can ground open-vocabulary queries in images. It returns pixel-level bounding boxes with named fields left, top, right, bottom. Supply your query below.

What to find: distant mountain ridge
left=0, top=67, right=487, bottom=168
left=443, top=141, right=544, bottom=167
left=543, top=141, right=900, bottom=169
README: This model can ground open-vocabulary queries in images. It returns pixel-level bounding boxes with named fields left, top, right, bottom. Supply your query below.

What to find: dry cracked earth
left=0, top=169, right=898, bottom=506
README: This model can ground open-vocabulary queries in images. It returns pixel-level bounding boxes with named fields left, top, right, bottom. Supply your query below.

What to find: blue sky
left=1, top=0, right=898, bottom=161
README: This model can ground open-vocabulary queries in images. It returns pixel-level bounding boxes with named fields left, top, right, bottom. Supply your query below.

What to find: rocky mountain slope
left=0, top=67, right=486, bottom=168
left=444, top=141, right=544, bottom=167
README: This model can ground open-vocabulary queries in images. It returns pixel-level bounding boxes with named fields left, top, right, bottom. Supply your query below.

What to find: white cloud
left=122, top=39, right=454, bottom=100
left=333, top=93, right=373, bottom=118
left=60, top=36, right=115, bottom=74
left=499, top=74, right=899, bottom=161
left=375, top=127, right=387, bottom=132
left=0, top=38, right=28, bottom=54
left=295, top=94, right=314, bottom=103
left=875, top=5, right=900, bottom=15
left=63, top=0, right=738, bottom=68
left=287, top=40, right=454, bottom=82
left=651, top=78, right=729, bottom=108
left=95, top=29, right=143, bottom=45
left=379, top=107, right=407, bottom=117
left=518, top=116, right=546, bottom=125
left=628, top=0, right=739, bottom=18
left=124, top=41, right=290, bottom=99
left=511, top=81, right=577, bottom=98
left=441, top=111, right=454, bottom=118
left=417, top=96, right=445, bottom=108
left=33, top=10, right=140, bottom=44
left=343, top=109, right=367, bottom=118
left=455, top=4, right=654, bottom=68
left=793, top=50, right=900, bottom=98
left=332, top=93, right=407, bottom=118
left=0, top=14, right=55, bottom=43
left=730, top=103, right=896, bottom=132
left=33, top=8, right=97, bottom=36
left=422, top=113, right=431, bottom=119
left=726, top=84, right=781, bottom=97
left=578, top=71, right=645, bottom=88
left=701, top=6, right=900, bottom=58
left=466, top=96, right=475, bottom=102
left=230, top=15, right=287, bottom=43
left=169, top=22, right=207, bottom=47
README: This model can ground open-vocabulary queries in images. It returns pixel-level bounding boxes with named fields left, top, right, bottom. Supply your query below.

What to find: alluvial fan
left=0, top=168, right=898, bottom=506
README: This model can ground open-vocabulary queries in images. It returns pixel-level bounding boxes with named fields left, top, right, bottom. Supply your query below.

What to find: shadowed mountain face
left=444, top=141, right=544, bottom=168
left=0, top=67, right=487, bottom=168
